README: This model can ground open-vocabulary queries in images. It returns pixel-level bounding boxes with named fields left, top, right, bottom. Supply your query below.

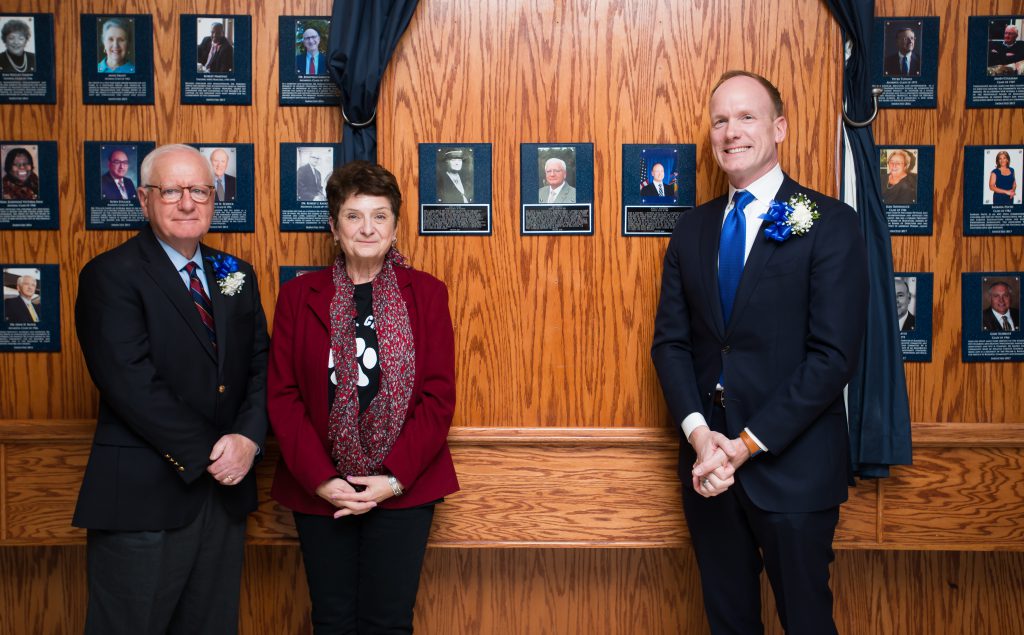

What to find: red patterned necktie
left=308, top=56, right=315, bottom=74
left=184, top=262, right=216, bottom=347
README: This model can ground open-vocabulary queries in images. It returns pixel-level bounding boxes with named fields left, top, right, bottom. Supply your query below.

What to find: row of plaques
left=2, top=14, right=1022, bottom=107
left=2, top=141, right=1021, bottom=236
left=4, top=264, right=1021, bottom=363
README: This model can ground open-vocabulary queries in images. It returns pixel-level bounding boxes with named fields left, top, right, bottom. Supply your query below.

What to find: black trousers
left=682, top=405, right=840, bottom=635
left=294, top=504, right=435, bottom=635
left=84, top=488, right=246, bottom=635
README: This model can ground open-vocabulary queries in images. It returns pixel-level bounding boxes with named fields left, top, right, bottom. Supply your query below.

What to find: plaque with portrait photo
left=0, top=13, right=56, bottom=104
left=1, top=264, right=60, bottom=352
left=280, top=265, right=325, bottom=286
left=878, top=145, right=934, bottom=235
left=621, top=144, right=696, bottom=237
left=280, top=142, right=341, bottom=231
left=962, top=145, right=1024, bottom=235
left=180, top=15, right=252, bottom=105
left=80, top=14, right=154, bottom=105
left=1, top=141, right=58, bottom=230
left=520, top=143, right=594, bottom=235
left=962, top=272, right=1024, bottom=362
left=871, top=17, right=939, bottom=109
left=193, top=143, right=254, bottom=232
left=84, top=141, right=155, bottom=230
left=279, top=16, right=340, bottom=106
left=418, top=143, right=492, bottom=236
left=966, top=16, right=1024, bottom=108
left=894, top=273, right=932, bottom=362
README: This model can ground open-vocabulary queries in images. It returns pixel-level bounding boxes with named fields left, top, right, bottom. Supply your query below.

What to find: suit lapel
left=698, top=196, right=728, bottom=339
left=726, top=176, right=799, bottom=333
left=307, top=269, right=333, bottom=332
left=137, top=226, right=217, bottom=362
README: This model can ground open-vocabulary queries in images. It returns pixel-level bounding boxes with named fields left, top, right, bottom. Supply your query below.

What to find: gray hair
left=101, top=17, right=132, bottom=44
left=16, top=274, right=37, bottom=287
left=544, top=157, right=566, bottom=171
left=139, top=144, right=214, bottom=186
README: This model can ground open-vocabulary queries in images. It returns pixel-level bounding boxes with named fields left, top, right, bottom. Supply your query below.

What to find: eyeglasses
left=109, top=160, right=130, bottom=166
left=140, top=185, right=215, bottom=203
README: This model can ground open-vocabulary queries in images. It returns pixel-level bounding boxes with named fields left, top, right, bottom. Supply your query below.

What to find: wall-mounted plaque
left=84, top=141, right=155, bottom=230
left=279, top=16, right=340, bottom=106
left=621, top=144, right=696, bottom=236
left=962, top=145, right=1023, bottom=235
left=193, top=143, right=255, bottom=232
left=81, top=14, right=154, bottom=105
left=280, top=143, right=342, bottom=231
left=1, top=264, right=60, bottom=352
left=962, top=273, right=1024, bottom=362
left=180, top=15, right=252, bottom=105
left=0, top=13, right=56, bottom=104
left=878, top=145, right=934, bottom=235
left=418, top=143, right=492, bottom=235
left=871, top=17, right=940, bottom=108
left=1, top=141, right=58, bottom=229
left=520, top=143, right=594, bottom=235
left=966, top=16, right=1024, bottom=108
left=894, top=272, right=932, bottom=362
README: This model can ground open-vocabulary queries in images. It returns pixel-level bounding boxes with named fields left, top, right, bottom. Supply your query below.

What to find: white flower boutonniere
left=207, top=254, right=246, bottom=296
left=759, top=193, right=821, bottom=242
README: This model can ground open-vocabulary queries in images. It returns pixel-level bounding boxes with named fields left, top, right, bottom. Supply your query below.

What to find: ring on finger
left=701, top=478, right=711, bottom=488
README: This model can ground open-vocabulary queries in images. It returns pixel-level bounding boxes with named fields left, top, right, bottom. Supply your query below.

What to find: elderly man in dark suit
left=209, top=148, right=237, bottom=202
left=100, top=149, right=138, bottom=200
left=652, top=71, right=868, bottom=635
left=882, top=27, right=921, bottom=76
left=895, top=277, right=916, bottom=332
left=74, top=144, right=268, bottom=634
left=981, top=281, right=1020, bottom=331
left=4, top=273, right=40, bottom=322
left=196, top=21, right=233, bottom=73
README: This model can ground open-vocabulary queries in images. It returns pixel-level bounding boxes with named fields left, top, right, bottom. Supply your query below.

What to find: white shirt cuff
left=681, top=412, right=709, bottom=440
left=743, top=427, right=768, bottom=452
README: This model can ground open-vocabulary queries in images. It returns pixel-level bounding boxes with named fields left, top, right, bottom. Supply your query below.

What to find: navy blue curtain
left=328, top=0, right=419, bottom=164
left=826, top=0, right=913, bottom=478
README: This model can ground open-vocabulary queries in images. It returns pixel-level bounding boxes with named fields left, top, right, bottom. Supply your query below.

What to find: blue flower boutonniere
left=207, top=254, right=246, bottom=296
left=759, top=193, right=821, bottom=242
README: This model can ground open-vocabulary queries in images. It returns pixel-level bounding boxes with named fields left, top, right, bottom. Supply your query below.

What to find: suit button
left=178, top=466, right=185, bottom=472
left=722, top=345, right=731, bottom=353
left=218, top=385, right=226, bottom=393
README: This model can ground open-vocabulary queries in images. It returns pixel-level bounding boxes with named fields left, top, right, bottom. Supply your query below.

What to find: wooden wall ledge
left=2, top=420, right=1024, bottom=446
left=2, top=421, right=1023, bottom=550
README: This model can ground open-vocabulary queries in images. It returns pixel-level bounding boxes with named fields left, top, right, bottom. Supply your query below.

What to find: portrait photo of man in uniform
left=436, top=148, right=474, bottom=204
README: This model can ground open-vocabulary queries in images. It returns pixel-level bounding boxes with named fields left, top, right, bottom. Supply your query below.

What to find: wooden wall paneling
left=2, top=547, right=1023, bottom=635
left=383, top=0, right=842, bottom=429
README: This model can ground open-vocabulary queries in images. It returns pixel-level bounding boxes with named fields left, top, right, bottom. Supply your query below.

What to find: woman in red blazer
left=268, top=161, right=458, bottom=633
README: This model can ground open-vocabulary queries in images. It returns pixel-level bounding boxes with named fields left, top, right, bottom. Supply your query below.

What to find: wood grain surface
left=2, top=0, right=1023, bottom=632
left=2, top=546, right=1022, bottom=635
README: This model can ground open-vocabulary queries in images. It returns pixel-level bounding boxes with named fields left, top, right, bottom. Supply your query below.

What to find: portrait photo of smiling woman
left=1, top=146, right=39, bottom=201
left=96, top=17, right=134, bottom=73
left=0, top=18, right=35, bottom=74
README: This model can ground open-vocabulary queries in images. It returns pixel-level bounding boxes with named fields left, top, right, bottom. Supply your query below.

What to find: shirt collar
left=155, top=234, right=204, bottom=273
left=727, top=163, right=785, bottom=206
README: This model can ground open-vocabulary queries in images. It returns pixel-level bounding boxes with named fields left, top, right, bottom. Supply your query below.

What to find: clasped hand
left=207, top=433, right=258, bottom=486
left=689, top=428, right=751, bottom=498
left=316, top=475, right=402, bottom=519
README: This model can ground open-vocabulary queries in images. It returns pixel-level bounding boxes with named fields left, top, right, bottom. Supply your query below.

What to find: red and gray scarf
left=327, top=248, right=416, bottom=477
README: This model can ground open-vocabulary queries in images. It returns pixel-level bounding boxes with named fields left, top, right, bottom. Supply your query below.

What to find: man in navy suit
left=100, top=149, right=138, bottom=200
left=882, top=27, right=921, bottom=76
left=74, top=144, right=268, bottom=634
left=652, top=71, right=868, bottom=635
left=4, top=273, right=40, bottom=322
left=196, top=21, right=234, bottom=73
left=296, top=27, right=327, bottom=75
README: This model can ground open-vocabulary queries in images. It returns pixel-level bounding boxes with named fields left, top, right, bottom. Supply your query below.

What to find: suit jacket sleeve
left=76, top=257, right=220, bottom=484
left=745, top=203, right=868, bottom=454
left=651, top=225, right=706, bottom=432
left=383, top=278, right=457, bottom=489
left=226, top=262, right=270, bottom=449
left=266, top=279, right=339, bottom=494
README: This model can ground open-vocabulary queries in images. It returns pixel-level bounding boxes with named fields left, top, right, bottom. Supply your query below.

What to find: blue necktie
left=901, top=56, right=909, bottom=75
left=719, top=190, right=753, bottom=324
